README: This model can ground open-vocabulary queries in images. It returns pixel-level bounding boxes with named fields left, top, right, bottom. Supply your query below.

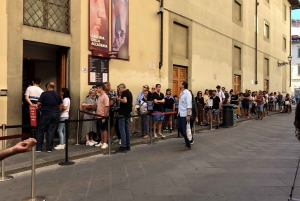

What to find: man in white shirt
left=178, top=81, right=192, bottom=151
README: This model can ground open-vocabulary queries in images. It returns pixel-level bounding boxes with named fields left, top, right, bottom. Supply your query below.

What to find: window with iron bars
left=23, top=0, right=70, bottom=34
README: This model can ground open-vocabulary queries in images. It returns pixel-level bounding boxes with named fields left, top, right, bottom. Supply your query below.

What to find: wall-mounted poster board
left=88, top=55, right=109, bottom=85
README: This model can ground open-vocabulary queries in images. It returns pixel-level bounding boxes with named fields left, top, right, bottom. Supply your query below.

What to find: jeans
left=57, top=117, right=68, bottom=144
left=177, top=117, right=191, bottom=148
left=118, top=114, right=131, bottom=148
left=141, top=115, right=149, bottom=135
left=35, top=113, right=59, bottom=151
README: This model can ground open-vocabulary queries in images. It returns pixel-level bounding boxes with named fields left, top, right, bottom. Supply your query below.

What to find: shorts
left=209, top=109, right=219, bottom=116
left=257, top=105, right=263, bottom=112
left=242, top=103, right=249, bottom=109
left=278, top=102, right=283, bottom=106
left=152, top=111, right=164, bottom=121
left=268, top=102, right=273, bottom=106
left=249, top=102, right=252, bottom=109
left=97, top=118, right=108, bottom=131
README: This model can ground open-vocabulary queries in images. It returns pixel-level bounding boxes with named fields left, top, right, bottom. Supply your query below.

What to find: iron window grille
left=23, top=0, right=70, bottom=34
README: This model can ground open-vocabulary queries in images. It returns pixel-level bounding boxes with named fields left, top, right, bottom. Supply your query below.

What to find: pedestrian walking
left=177, top=81, right=192, bottom=151
left=35, top=82, right=63, bottom=152
left=115, top=83, right=133, bottom=153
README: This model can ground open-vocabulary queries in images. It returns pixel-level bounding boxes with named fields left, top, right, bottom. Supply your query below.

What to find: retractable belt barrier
left=0, top=124, right=46, bottom=201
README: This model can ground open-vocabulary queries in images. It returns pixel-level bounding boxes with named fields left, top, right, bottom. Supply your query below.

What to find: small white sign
left=82, top=67, right=87, bottom=73
left=207, top=99, right=213, bottom=107
left=103, top=73, right=108, bottom=82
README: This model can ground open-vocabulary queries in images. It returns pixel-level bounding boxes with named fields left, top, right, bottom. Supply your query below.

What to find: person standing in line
left=189, top=90, right=198, bottom=144
left=203, top=89, right=209, bottom=123
left=277, top=91, right=283, bottom=112
left=140, top=90, right=152, bottom=139
left=81, top=90, right=98, bottom=146
left=24, top=77, right=44, bottom=135
left=210, top=90, right=221, bottom=129
left=104, top=82, right=117, bottom=143
left=94, top=83, right=109, bottom=149
left=54, top=88, right=71, bottom=150
left=256, top=90, right=264, bottom=120
left=115, top=83, right=133, bottom=153
left=173, top=95, right=179, bottom=129
left=178, top=81, right=192, bottom=151
left=216, top=86, right=225, bottom=120
left=195, top=91, right=204, bottom=126
left=35, top=82, right=63, bottom=152
left=133, top=85, right=149, bottom=135
left=152, top=84, right=166, bottom=138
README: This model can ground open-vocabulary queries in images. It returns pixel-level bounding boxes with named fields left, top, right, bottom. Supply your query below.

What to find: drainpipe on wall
left=158, top=0, right=164, bottom=69
left=255, top=0, right=258, bottom=85
left=290, top=5, right=292, bottom=87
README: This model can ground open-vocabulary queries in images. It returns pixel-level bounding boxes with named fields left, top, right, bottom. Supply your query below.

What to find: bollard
left=0, top=124, right=13, bottom=182
left=75, top=109, right=80, bottom=145
left=210, top=110, right=214, bottom=131
left=107, top=116, right=111, bottom=155
left=148, top=114, right=153, bottom=145
left=59, top=119, right=75, bottom=166
left=22, top=145, right=46, bottom=201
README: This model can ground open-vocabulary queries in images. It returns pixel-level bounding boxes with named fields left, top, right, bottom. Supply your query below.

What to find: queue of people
left=24, top=77, right=292, bottom=153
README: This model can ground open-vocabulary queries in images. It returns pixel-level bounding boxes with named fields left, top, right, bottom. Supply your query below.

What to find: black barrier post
left=0, top=124, right=13, bottom=182
left=75, top=109, right=80, bottom=145
left=148, top=114, right=154, bottom=145
left=108, top=116, right=111, bottom=155
left=59, top=119, right=75, bottom=166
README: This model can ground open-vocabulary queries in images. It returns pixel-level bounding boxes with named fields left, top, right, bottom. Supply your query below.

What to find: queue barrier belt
left=0, top=133, right=31, bottom=141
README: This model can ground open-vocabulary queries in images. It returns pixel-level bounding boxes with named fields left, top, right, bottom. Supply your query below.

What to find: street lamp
left=278, top=55, right=292, bottom=67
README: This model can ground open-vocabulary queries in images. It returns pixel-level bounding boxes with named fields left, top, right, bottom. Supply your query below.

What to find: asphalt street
left=0, top=113, right=299, bottom=201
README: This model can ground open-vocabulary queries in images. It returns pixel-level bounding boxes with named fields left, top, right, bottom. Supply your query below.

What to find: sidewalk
left=2, top=110, right=286, bottom=174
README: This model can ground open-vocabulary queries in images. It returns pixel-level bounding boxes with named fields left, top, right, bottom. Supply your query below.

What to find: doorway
left=173, top=66, right=187, bottom=96
left=264, top=79, right=269, bottom=92
left=22, top=41, right=69, bottom=133
left=233, top=75, right=241, bottom=93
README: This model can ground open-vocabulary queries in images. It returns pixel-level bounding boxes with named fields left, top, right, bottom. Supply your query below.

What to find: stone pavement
left=3, top=110, right=282, bottom=174
left=1, top=112, right=299, bottom=201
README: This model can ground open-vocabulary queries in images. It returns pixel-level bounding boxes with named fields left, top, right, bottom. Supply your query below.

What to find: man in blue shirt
left=178, top=81, right=192, bottom=151
left=277, top=91, right=283, bottom=112
left=35, top=82, right=63, bottom=152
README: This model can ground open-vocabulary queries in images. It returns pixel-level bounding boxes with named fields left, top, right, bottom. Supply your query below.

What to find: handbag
left=186, top=122, right=192, bottom=141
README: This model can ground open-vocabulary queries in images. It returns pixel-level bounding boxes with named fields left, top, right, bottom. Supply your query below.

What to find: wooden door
left=264, top=80, right=269, bottom=92
left=173, top=66, right=187, bottom=96
left=233, top=75, right=241, bottom=93
left=56, top=48, right=68, bottom=91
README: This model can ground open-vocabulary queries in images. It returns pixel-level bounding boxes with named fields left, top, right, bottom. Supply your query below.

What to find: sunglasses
left=167, top=94, right=171, bottom=95
left=152, top=88, right=155, bottom=90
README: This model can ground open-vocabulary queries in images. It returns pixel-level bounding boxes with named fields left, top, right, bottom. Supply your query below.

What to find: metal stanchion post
left=210, top=109, right=214, bottom=131
left=59, top=119, right=75, bottom=166
left=0, top=124, right=13, bottom=182
left=108, top=116, right=111, bottom=155
left=148, top=114, right=153, bottom=145
left=22, top=145, right=46, bottom=201
left=75, top=109, right=80, bottom=145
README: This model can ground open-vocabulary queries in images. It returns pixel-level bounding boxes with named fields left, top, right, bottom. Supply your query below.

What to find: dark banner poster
left=112, top=0, right=129, bottom=59
left=89, top=0, right=109, bottom=51
left=88, top=55, right=109, bottom=85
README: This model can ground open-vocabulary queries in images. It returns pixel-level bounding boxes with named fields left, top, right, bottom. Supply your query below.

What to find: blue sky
left=292, top=9, right=300, bottom=19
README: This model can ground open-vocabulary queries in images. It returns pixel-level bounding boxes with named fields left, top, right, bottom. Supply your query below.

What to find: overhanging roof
left=289, top=0, right=300, bottom=9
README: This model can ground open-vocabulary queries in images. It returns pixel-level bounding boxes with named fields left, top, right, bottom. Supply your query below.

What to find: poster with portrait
left=112, top=0, right=129, bottom=60
left=89, top=0, right=109, bottom=51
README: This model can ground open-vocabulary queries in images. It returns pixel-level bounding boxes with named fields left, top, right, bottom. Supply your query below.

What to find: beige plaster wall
left=79, top=0, right=163, bottom=105
left=0, top=0, right=8, bottom=127
left=165, top=0, right=291, bottom=94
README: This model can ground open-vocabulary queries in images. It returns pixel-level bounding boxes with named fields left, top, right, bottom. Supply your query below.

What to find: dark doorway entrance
left=22, top=41, right=69, bottom=133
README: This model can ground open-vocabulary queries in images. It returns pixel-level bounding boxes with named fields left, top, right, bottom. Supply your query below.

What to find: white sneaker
left=154, top=134, right=158, bottom=138
left=95, top=142, right=103, bottom=147
left=91, top=140, right=99, bottom=145
left=119, top=140, right=121, bottom=145
left=101, top=143, right=108, bottom=149
left=54, top=144, right=65, bottom=150
left=86, top=141, right=95, bottom=146
left=158, top=133, right=166, bottom=138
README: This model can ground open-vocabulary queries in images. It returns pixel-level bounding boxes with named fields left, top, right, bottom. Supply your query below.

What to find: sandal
left=143, top=135, right=149, bottom=139
left=182, top=146, right=191, bottom=151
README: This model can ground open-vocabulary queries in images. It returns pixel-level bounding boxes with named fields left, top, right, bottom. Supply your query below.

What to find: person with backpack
left=140, top=90, right=152, bottom=139
left=164, top=91, right=175, bottom=133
